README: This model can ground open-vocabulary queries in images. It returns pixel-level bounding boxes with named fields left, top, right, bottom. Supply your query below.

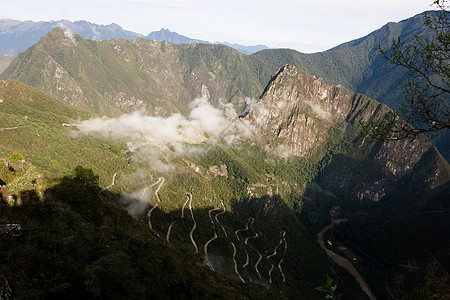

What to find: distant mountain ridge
left=146, top=28, right=209, bottom=44
left=0, top=55, right=14, bottom=74
left=1, top=11, right=448, bottom=161
left=0, top=19, right=141, bottom=55
left=1, top=30, right=449, bottom=299
left=146, top=28, right=269, bottom=55
left=0, top=19, right=269, bottom=55
left=1, top=64, right=448, bottom=299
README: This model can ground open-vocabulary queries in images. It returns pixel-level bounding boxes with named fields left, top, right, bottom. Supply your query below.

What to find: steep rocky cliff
left=3, top=14, right=448, bottom=162
left=246, top=65, right=449, bottom=201
left=247, top=65, right=353, bottom=158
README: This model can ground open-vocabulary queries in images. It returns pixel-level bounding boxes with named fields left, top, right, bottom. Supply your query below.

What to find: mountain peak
left=260, top=64, right=327, bottom=104
left=40, top=27, right=78, bottom=45
left=247, top=64, right=348, bottom=157
left=272, top=64, right=303, bottom=80
left=146, top=28, right=209, bottom=45
left=0, top=19, right=142, bottom=54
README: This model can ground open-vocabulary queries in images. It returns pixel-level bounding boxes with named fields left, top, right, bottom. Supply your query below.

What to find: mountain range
left=0, top=19, right=269, bottom=56
left=0, top=10, right=449, bottom=300
left=2, top=12, right=448, bottom=160
left=146, top=28, right=269, bottom=55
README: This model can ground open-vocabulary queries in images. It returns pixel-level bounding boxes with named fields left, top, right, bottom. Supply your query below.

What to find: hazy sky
left=0, top=0, right=437, bottom=53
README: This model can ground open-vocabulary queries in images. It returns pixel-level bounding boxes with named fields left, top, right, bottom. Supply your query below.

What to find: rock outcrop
left=247, top=65, right=450, bottom=201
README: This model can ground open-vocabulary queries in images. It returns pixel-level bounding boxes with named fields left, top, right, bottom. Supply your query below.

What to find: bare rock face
left=247, top=64, right=354, bottom=158
left=247, top=64, right=449, bottom=201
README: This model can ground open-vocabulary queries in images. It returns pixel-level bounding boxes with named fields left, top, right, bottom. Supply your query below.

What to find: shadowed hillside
left=1, top=14, right=449, bottom=298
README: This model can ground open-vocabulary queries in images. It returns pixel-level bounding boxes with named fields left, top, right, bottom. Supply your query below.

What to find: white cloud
left=188, top=97, right=228, bottom=136
left=120, top=186, right=151, bottom=217
left=75, top=97, right=255, bottom=170
left=63, top=30, right=77, bottom=45
left=56, top=21, right=78, bottom=45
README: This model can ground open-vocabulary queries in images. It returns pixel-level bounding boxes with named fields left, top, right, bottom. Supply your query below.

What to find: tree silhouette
left=360, top=0, right=449, bottom=140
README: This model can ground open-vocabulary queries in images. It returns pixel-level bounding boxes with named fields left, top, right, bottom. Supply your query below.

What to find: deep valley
left=0, top=8, right=449, bottom=300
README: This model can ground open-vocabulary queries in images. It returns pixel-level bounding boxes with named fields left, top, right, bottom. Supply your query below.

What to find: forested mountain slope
left=4, top=12, right=448, bottom=160
left=1, top=10, right=449, bottom=298
left=2, top=61, right=449, bottom=298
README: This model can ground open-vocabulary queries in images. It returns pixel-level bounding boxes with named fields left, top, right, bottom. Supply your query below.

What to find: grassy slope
left=0, top=167, right=283, bottom=300
left=0, top=15, right=448, bottom=297
left=0, top=80, right=367, bottom=299
left=1, top=29, right=263, bottom=117
left=0, top=79, right=129, bottom=186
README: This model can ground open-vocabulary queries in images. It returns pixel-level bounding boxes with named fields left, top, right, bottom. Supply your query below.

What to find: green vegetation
left=1, top=29, right=263, bottom=117
left=5, top=163, right=41, bottom=198
left=392, top=260, right=450, bottom=299
left=315, top=274, right=341, bottom=300
left=1, top=23, right=449, bottom=299
left=273, top=157, right=316, bottom=210
left=0, top=166, right=282, bottom=299
left=319, top=179, right=450, bottom=299
left=3, top=13, right=449, bottom=159
left=361, top=1, right=449, bottom=141
left=8, top=152, right=24, bottom=163
left=0, top=82, right=352, bottom=299
left=0, top=80, right=129, bottom=186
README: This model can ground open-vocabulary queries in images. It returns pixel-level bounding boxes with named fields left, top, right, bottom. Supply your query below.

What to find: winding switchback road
left=216, top=201, right=228, bottom=237
left=166, top=193, right=195, bottom=244
left=181, top=194, right=190, bottom=218
left=242, top=251, right=250, bottom=268
left=104, top=173, right=117, bottom=190
left=278, top=257, right=286, bottom=282
left=244, top=230, right=258, bottom=245
left=147, top=177, right=165, bottom=230
left=267, top=230, right=286, bottom=259
left=204, top=207, right=222, bottom=270
left=278, top=230, right=287, bottom=282
left=231, top=242, right=246, bottom=283
left=265, top=230, right=287, bottom=283
left=0, top=125, right=29, bottom=132
left=268, top=264, right=274, bottom=283
left=235, top=217, right=255, bottom=270
left=234, top=217, right=254, bottom=242
left=166, top=220, right=176, bottom=243
left=255, top=253, right=263, bottom=279
left=187, top=193, right=198, bottom=253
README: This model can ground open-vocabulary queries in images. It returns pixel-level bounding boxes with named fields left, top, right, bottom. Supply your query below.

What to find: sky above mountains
left=1, top=0, right=436, bottom=53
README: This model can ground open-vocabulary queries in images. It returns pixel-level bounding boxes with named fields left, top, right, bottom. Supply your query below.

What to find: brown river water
left=317, top=219, right=376, bottom=300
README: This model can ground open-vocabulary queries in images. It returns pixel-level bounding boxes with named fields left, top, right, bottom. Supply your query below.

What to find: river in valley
left=317, top=219, right=376, bottom=300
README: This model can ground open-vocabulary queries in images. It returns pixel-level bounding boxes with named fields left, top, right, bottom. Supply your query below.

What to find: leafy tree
left=71, top=165, right=100, bottom=188
left=44, top=166, right=102, bottom=221
left=315, top=274, right=342, bottom=300
left=360, top=0, right=449, bottom=140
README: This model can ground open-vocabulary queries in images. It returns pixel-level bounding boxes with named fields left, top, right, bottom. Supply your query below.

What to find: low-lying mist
left=76, top=97, right=256, bottom=170
left=75, top=97, right=259, bottom=215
